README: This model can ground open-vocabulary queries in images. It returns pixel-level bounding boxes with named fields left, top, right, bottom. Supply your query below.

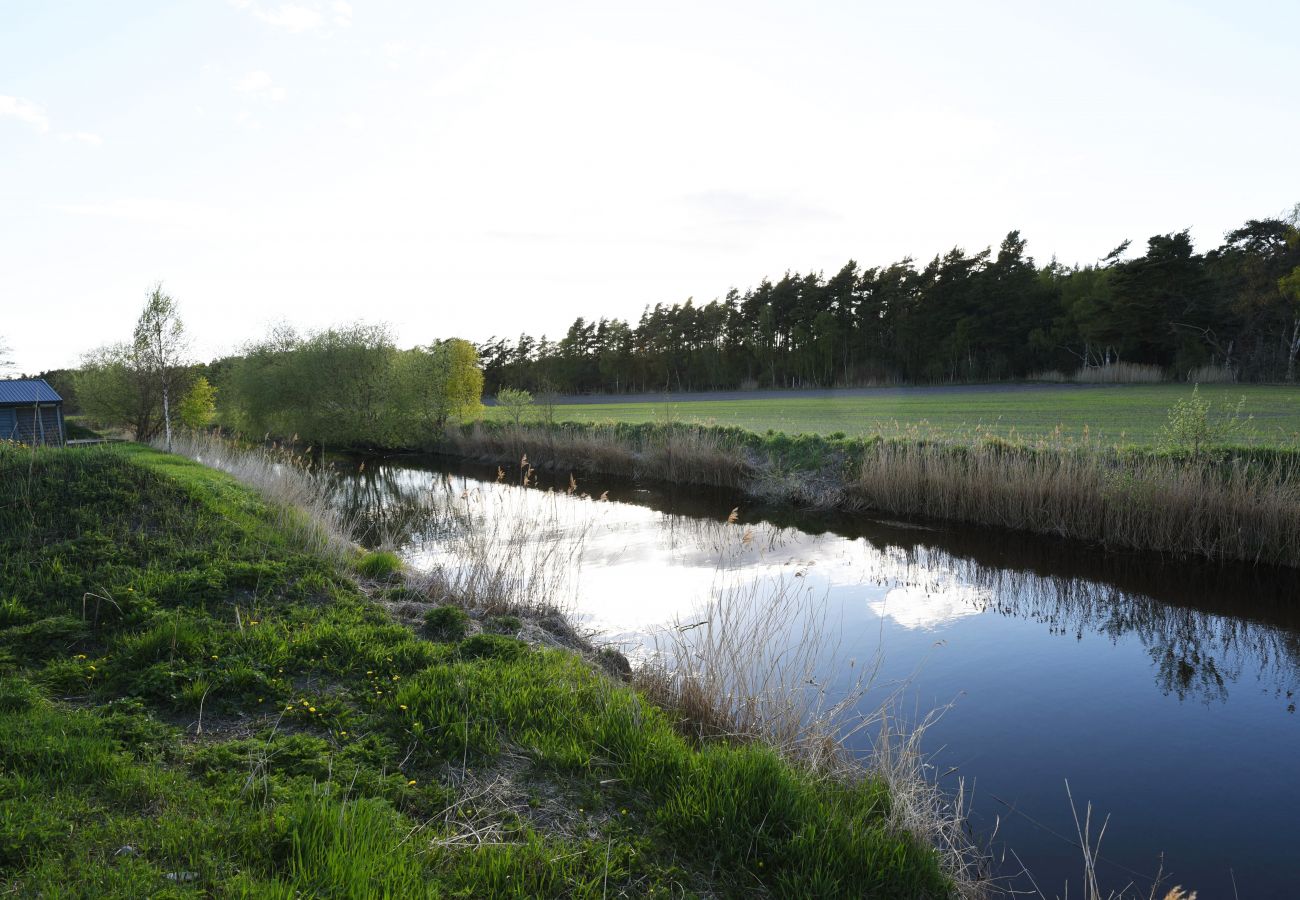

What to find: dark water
left=334, top=454, right=1300, bottom=898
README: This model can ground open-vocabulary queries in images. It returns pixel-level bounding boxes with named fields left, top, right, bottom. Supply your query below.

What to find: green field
left=490, top=384, right=1300, bottom=447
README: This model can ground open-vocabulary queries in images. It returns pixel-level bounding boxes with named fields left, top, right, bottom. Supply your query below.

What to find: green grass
left=486, top=384, right=1300, bottom=448
left=0, top=442, right=953, bottom=897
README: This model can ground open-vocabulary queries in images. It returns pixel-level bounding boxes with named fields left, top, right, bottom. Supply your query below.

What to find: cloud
left=236, top=70, right=286, bottom=101
left=60, top=131, right=103, bottom=146
left=0, top=95, right=50, bottom=133
left=683, top=190, right=840, bottom=227
left=229, top=1, right=349, bottom=32
left=257, top=4, right=321, bottom=31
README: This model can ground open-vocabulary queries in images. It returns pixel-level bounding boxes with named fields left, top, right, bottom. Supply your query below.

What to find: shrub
left=355, top=551, right=402, bottom=579
left=458, top=633, right=526, bottom=661
left=423, top=605, right=469, bottom=642
left=484, top=614, right=521, bottom=635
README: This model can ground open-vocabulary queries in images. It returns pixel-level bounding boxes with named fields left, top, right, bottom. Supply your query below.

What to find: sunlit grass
left=482, top=384, right=1300, bottom=448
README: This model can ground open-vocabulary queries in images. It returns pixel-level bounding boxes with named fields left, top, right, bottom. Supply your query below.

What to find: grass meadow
left=486, top=384, right=1300, bottom=448
left=0, top=441, right=959, bottom=898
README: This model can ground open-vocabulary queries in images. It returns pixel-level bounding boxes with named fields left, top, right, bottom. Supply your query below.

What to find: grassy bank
left=441, top=421, right=1300, bottom=568
left=482, top=384, right=1300, bottom=447
left=0, top=442, right=959, bottom=897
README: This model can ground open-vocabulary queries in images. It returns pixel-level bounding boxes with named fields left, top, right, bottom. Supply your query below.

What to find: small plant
left=484, top=614, right=521, bottom=635
left=457, top=633, right=526, bottom=661
left=423, top=605, right=469, bottom=641
left=355, top=550, right=402, bottom=579
left=0, top=677, right=40, bottom=712
left=1158, top=386, right=1252, bottom=460
left=0, top=596, right=28, bottom=627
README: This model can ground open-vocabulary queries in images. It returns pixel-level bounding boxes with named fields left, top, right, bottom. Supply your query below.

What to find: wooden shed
left=0, top=379, right=66, bottom=446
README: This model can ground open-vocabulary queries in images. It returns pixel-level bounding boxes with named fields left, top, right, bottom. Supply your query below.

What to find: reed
left=1183, top=363, right=1236, bottom=384
left=1072, top=362, right=1165, bottom=383
left=849, top=440, right=1300, bottom=567
left=443, top=420, right=755, bottom=488
left=634, top=560, right=985, bottom=896
left=441, top=421, right=1300, bottom=568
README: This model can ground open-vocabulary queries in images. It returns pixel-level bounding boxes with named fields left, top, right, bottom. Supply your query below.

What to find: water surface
left=336, top=454, right=1300, bottom=897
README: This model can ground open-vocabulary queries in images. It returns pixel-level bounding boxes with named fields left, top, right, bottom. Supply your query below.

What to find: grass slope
left=486, top=384, right=1300, bottom=448
left=0, top=443, right=951, bottom=898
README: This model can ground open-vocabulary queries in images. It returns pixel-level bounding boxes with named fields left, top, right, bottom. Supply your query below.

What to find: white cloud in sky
left=235, top=70, right=286, bottom=101
left=230, top=1, right=349, bottom=32
left=59, top=131, right=103, bottom=146
left=0, top=95, right=49, bottom=132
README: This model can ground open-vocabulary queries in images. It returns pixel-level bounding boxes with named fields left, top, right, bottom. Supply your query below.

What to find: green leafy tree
left=495, top=387, right=533, bottom=426
left=75, top=342, right=161, bottom=439
left=133, top=285, right=189, bottom=451
left=396, top=339, right=484, bottom=442
left=178, top=376, right=217, bottom=429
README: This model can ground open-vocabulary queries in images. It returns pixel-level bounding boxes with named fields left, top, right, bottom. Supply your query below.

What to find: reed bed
left=1071, top=362, right=1166, bottom=384
left=1183, top=363, right=1236, bottom=383
left=444, top=421, right=755, bottom=488
left=850, top=441, right=1300, bottom=567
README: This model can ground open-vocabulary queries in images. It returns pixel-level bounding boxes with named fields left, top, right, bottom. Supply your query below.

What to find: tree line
left=477, top=209, right=1300, bottom=394
left=65, top=290, right=484, bottom=450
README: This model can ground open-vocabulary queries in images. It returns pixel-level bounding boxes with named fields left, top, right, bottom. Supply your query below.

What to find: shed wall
left=1, top=405, right=64, bottom=446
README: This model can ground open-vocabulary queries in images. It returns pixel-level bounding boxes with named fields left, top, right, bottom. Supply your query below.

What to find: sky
left=2, top=0, right=1298, bottom=374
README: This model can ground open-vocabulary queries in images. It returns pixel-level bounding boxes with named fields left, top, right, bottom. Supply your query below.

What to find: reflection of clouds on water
left=868, top=585, right=985, bottom=631
left=329, top=458, right=1300, bottom=708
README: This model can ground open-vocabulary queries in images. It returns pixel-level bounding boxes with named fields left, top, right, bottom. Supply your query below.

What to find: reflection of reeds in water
left=635, top=561, right=983, bottom=894
left=401, top=483, right=590, bottom=619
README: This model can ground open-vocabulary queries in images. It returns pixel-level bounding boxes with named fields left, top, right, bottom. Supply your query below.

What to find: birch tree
left=133, top=284, right=188, bottom=451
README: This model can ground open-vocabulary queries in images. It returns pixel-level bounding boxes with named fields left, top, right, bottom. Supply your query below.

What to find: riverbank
left=0, top=441, right=964, bottom=897
left=438, top=421, right=1300, bottom=568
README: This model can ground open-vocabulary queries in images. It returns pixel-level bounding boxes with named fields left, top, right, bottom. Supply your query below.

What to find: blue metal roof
left=0, top=379, right=62, bottom=404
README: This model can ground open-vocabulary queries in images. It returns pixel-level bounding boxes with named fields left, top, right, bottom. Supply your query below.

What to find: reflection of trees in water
left=873, top=545, right=1300, bottom=707
left=328, top=462, right=492, bottom=547
left=329, top=456, right=1300, bottom=710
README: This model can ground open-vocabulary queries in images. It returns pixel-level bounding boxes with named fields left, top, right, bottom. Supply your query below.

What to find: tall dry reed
left=850, top=442, right=1300, bottom=566
left=1072, top=362, right=1165, bottom=383
left=635, top=567, right=985, bottom=896
left=444, top=422, right=754, bottom=488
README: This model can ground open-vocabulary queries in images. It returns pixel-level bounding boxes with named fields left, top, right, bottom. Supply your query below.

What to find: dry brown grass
left=850, top=441, right=1300, bottom=567
left=1072, top=362, right=1166, bottom=384
left=444, top=421, right=754, bottom=489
